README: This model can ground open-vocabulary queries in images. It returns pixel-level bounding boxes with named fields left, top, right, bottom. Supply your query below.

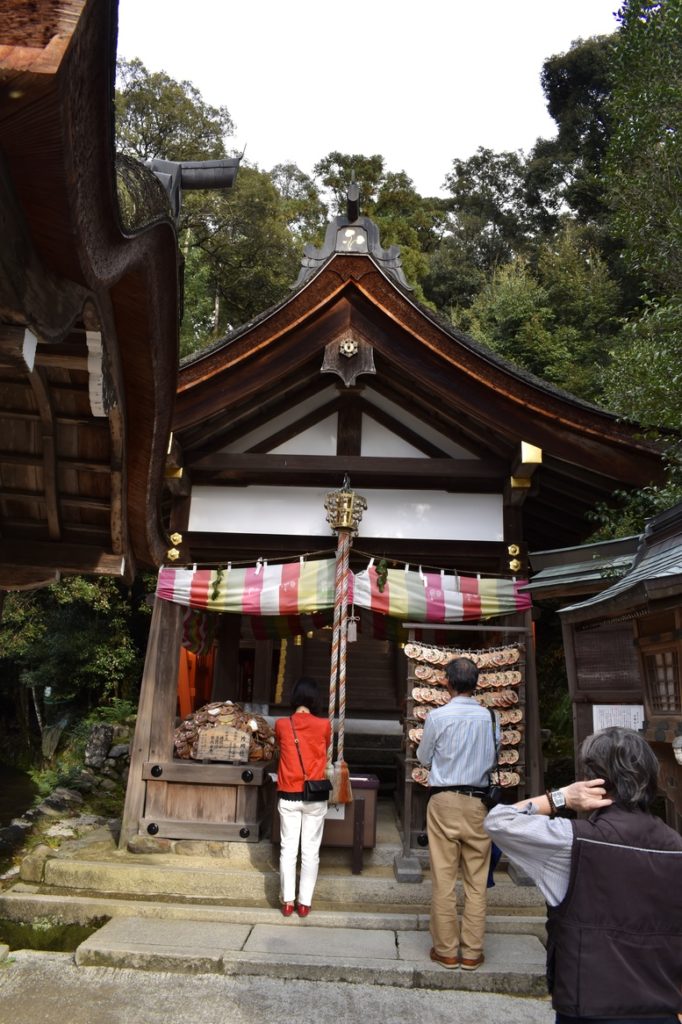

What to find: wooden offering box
left=140, top=759, right=276, bottom=842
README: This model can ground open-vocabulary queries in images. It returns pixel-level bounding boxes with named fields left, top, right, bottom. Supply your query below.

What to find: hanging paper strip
left=157, top=561, right=531, bottom=623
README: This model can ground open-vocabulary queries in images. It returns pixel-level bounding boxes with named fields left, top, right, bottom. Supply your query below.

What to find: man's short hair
left=580, top=726, right=660, bottom=811
left=445, top=657, right=479, bottom=693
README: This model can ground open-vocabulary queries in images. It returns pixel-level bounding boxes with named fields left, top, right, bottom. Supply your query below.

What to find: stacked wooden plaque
left=403, top=642, right=526, bottom=790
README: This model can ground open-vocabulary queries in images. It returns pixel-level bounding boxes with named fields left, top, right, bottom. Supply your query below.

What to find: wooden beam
left=0, top=540, right=125, bottom=575
left=191, top=453, right=507, bottom=489
left=34, top=342, right=88, bottom=371
left=184, top=530, right=505, bottom=572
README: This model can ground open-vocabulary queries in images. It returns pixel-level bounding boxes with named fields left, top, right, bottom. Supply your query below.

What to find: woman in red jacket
left=274, top=677, right=332, bottom=917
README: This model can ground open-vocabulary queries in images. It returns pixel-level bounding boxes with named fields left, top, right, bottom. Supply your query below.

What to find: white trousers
left=278, top=798, right=328, bottom=905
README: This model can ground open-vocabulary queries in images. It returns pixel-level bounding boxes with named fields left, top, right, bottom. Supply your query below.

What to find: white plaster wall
left=189, top=486, right=503, bottom=541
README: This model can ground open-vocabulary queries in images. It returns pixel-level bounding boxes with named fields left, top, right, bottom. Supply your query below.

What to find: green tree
left=605, top=0, right=682, bottom=297
left=270, top=162, right=327, bottom=240
left=313, top=152, right=386, bottom=212
left=0, top=577, right=150, bottom=761
left=535, top=222, right=621, bottom=400
left=179, top=166, right=303, bottom=354
left=528, top=35, right=617, bottom=225
left=593, top=0, right=682, bottom=535
left=443, top=148, right=537, bottom=272
left=116, top=58, right=234, bottom=162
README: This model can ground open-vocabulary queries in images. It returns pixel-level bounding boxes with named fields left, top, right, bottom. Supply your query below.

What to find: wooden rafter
left=27, top=366, right=61, bottom=540
left=360, top=397, right=451, bottom=458
left=247, top=396, right=341, bottom=454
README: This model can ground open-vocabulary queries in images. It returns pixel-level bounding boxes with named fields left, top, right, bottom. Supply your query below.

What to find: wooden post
left=211, top=613, right=240, bottom=701
left=119, top=596, right=184, bottom=849
left=252, top=639, right=274, bottom=705
left=351, top=798, right=365, bottom=874
left=523, top=608, right=544, bottom=796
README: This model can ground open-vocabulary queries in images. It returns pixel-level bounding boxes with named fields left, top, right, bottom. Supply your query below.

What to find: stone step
left=72, top=915, right=548, bottom=994
left=18, top=849, right=545, bottom=917
left=0, top=890, right=547, bottom=941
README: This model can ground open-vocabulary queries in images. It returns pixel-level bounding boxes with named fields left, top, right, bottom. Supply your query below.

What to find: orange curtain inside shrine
left=177, top=647, right=216, bottom=718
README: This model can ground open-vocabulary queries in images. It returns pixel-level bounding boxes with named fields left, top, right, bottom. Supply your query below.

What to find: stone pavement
left=72, top=910, right=547, bottom=994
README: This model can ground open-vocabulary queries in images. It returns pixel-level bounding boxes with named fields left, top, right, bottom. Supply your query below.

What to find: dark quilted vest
left=546, top=804, right=682, bottom=1019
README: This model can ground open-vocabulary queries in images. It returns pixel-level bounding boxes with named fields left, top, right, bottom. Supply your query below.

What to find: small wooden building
left=120, top=190, right=665, bottom=849
left=558, top=502, right=682, bottom=832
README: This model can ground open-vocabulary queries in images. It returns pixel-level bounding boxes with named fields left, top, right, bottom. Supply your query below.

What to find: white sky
left=116, top=0, right=620, bottom=198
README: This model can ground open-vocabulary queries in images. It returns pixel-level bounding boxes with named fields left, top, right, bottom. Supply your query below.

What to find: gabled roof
left=0, top=0, right=180, bottom=587
left=175, top=205, right=663, bottom=553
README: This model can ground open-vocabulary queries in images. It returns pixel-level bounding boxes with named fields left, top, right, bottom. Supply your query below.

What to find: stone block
left=19, top=844, right=55, bottom=883
left=127, top=835, right=173, bottom=855
left=393, top=855, right=424, bottom=883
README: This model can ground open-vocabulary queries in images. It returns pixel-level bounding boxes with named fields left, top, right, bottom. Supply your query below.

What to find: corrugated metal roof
left=561, top=534, right=682, bottom=617
left=522, top=552, right=635, bottom=593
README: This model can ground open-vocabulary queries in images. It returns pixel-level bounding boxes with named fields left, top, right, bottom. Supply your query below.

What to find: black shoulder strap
left=290, top=717, right=308, bottom=780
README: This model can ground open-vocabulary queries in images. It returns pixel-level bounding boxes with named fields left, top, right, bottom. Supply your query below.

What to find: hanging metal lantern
left=324, top=475, right=367, bottom=536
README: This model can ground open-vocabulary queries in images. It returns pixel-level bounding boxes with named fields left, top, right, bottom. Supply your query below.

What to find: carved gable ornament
left=321, top=330, right=376, bottom=387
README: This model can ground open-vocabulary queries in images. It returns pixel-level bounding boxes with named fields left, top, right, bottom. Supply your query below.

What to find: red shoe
left=296, top=904, right=310, bottom=918
left=281, top=902, right=295, bottom=917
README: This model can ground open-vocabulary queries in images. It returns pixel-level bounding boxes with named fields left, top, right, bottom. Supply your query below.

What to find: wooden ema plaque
left=194, top=725, right=251, bottom=763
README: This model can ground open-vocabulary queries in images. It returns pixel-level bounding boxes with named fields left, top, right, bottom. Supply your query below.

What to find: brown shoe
left=430, top=947, right=460, bottom=969
left=460, top=954, right=485, bottom=971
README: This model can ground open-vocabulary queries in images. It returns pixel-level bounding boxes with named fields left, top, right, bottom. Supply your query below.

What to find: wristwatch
left=546, top=788, right=567, bottom=817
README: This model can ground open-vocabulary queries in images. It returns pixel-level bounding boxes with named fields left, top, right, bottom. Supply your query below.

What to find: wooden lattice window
left=643, top=647, right=681, bottom=713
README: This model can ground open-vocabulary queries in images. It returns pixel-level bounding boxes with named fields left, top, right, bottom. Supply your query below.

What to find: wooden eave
left=175, top=230, right=663, bottom=554
left=0, top=0, right=180, bottom=587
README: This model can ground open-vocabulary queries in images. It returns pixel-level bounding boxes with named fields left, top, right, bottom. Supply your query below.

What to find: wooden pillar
left=211, top=613, right=240, bottom=700
left=119, top=596, right=184, bottom=849
left=252, top=640, right=274, bottom=705
left=523, top=608, right=544, bottom=797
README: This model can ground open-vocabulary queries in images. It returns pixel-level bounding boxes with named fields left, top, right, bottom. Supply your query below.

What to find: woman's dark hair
left=580, top=726, right=660, bottom=810
left=291, top=677, right=320, bottom=714
left=445, top=657, right=479, bottom=693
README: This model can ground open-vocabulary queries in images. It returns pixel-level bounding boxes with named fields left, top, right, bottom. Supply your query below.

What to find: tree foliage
left=0, top=577, right=151, bottom=761
left=116, top=58, right=234, bottom=162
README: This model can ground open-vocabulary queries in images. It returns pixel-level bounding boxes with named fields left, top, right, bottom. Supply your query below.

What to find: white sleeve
left=484, top=803, right=574, bottom=906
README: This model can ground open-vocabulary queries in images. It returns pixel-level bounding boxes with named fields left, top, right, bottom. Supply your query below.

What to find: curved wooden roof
left=176, top=241, right=663, bottom=554
left=0, top=0, right=179, bottom=588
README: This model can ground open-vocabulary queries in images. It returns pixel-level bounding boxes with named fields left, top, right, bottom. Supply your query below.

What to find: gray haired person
left=485, top=727, right=682, bottom=1024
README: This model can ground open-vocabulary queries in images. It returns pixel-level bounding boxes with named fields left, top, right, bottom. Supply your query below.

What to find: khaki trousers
left=426, top=791, right=491, bottom=959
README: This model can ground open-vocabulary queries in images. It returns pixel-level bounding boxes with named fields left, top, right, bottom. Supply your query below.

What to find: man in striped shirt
left=416, top=657, right=499, bottom=971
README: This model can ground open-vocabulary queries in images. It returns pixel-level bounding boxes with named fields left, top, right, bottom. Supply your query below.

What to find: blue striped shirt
left=416, top=695, right=499, bottom=788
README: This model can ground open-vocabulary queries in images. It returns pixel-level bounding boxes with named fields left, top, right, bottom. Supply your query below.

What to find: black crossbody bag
left=290, top=718, right=332, bottom=802
left=482, top=709, right=503, bottom=810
